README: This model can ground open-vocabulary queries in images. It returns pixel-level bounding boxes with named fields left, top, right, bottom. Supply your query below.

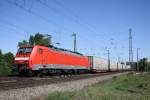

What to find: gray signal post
left=107, top=48, right=110, bottom=72
left=137, top=48, right=140, bottom=71
left=72, top=33, right=77, bottom=52
left=117, top=56, right=120, bottom=71
left=129, top=28, right=133, bottom=63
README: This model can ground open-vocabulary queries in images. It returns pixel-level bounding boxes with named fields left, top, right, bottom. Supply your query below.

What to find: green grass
left=46, top=72, right=150, bottom=100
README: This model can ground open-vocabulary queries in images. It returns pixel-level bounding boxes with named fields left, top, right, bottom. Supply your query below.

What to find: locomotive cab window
left=39, top=48, right=43, bottom=54
left=18, top=48, right=25, bottom=54
left=18, top=47, right=33, bottom=54
left=24, top=47, right=33, bottom=53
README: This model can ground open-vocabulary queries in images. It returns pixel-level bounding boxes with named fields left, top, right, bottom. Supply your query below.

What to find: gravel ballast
left=0, top=72, right=128, bottom=100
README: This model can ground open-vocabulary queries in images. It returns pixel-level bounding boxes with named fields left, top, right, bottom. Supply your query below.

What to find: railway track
left=0, top=72, right=124, bottom=91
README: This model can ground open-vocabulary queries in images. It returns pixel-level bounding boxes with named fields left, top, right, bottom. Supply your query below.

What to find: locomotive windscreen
left=18, top=47, right=33, bottom=54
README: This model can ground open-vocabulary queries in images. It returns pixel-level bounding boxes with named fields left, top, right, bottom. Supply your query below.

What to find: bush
left=0, top=50, right=13, bottom=76
left=0, top=61, right=11, bottom=76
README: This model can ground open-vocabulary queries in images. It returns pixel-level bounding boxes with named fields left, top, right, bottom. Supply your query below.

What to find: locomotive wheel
left=37, top=72, right=43, bottom=77
left=37, top=69, right=48, bottom=77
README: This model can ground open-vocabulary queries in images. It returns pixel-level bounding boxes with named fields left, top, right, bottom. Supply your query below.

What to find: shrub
left=0, top=61, right=11, bottom=76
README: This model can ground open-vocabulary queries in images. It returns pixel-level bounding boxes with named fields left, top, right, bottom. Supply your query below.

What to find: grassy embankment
left=47, top=72, right=150, bottom=100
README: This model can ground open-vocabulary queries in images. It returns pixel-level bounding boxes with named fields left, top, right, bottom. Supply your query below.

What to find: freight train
left=14, top=45, right=130, bottom=76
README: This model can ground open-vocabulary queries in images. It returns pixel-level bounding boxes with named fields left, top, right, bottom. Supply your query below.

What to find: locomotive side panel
left=30, top=46, right=48, bottom=70
left=31, top=46, right=90, bottom=70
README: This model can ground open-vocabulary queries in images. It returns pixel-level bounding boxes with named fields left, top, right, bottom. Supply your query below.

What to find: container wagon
left=88, top=56, right=130, bottom=72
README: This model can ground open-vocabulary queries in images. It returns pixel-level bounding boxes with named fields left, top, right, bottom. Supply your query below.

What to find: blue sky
left=0, top=0, right=150, bottom=62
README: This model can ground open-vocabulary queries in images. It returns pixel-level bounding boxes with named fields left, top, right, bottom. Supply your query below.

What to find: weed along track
left=0, top=72, right=121, bottom=91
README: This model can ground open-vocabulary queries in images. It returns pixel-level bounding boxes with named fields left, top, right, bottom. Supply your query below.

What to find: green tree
left=0, top=49, right=2, bottom=61
left=34, top=33, right=44, bottom=45
left=18, top=33, right=51, bottom=47
left=34, top=33, right=51, bottom=46
left=139, top=58, right=149, bottom=71
left=29, top=35, right=34, bottom=46
left=0, top=51, right=13, bottom=76
left=18, top=40, right=28, bottom=47
left=0, top=61, right=11, bottom=76
left=3, top=52, right=14, bottom=66
left=139, top=59, right=144, bottom=71
left=148, top=62, right=150, bottom=70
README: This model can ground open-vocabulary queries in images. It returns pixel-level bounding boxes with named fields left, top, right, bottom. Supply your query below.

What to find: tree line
left=0, top=50, right=14, bottom=76
left=138, top=58, right=150, bottom=71
left=18, top=33, right=51, bottom=47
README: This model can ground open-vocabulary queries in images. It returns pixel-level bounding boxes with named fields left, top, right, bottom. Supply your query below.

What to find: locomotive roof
left=49, top=45, right=83, bottom=56
left=19, top=45, right=83, bottom=56
left=19, top=45, right=33, bottom=48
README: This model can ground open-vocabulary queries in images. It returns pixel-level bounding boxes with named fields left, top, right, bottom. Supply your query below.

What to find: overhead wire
left=51, top=0, right=106, bottom=38
left=0, top=16, right=32, bottom=39
left=6, top=0, right=105, bottom=49
left=5, top=0, right=122, bottom=58
left=36, top=0, right=108, bottom=53
left=35, top=0, right=107, bottom=52
left=6, top=0, right=70, bottom=32
left=50, top=0, right=121, bottom=57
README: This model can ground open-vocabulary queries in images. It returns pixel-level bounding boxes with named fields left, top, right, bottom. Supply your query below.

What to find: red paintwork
left=15, top=45, right=90, bottom=70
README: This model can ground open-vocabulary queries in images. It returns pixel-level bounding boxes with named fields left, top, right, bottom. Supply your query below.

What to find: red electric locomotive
left=14, top=45, right=90, bottom=76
